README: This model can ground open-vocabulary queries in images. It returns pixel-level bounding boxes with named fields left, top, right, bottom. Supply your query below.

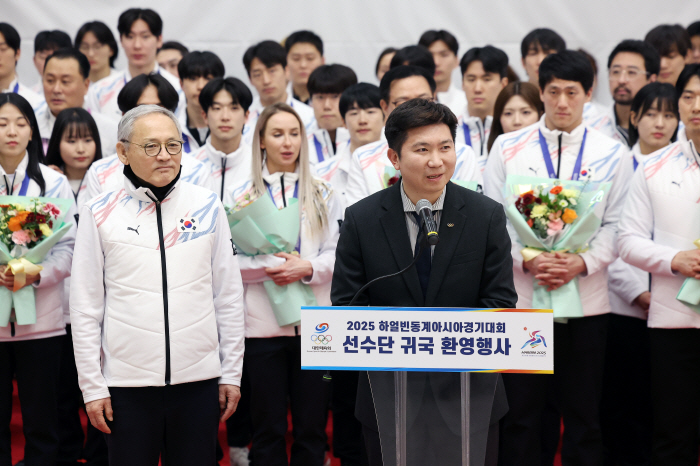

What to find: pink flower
left=548, top=211, right=561, bottom=221
left=546, top=218, right=564, bottom=236
left=42, top=203, right=60, bottom=217
left=12, top=229, right=30, bottom=245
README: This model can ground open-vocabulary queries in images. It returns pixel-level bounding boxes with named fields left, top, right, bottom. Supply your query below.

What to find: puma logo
left=529, top=167, right=539, bottom=175
left=127, top=225, right=140, bottom=235
left=672, top=181, right=682, bottom=188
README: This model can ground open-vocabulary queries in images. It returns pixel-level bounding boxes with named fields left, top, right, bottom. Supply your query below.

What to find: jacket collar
left=204, top=137, right=248, bottom=168
left=677, top=129, right=700, bottom=167
left=122, top=169, right=181, bottom=203
left=538, top=114, right=587, bottom=146
left=261, top=164, right=300, bottom=187
left=0, top=153, right=29, bottom=194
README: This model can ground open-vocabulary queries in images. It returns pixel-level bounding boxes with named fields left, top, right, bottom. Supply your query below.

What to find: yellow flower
left=562, top=208, right=578, bottom=224
left=560, top=189, right=579, bottom=198
left=39, top=223, right=53, bottom=237
left=531, top=205, right=548, bottom=218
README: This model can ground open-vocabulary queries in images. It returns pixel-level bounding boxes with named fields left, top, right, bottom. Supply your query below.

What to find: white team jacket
left=437, top=85, right=468, bottom=118
left=84, top=64, right=185, bottom=120
left=242, top=95, right=317, bottom=146
left=618, top=131, right=700, bottom=328
left=583, top=102, right=618, bottom=141
left=313, top=141, right=351, bottom=211
left=0, top=155, right=77, bottom=341
left=34, top=104, right=119, bottom=157
left=307, top=126, right=350, bottom=165
left=1, top=76, right=45, bottom=112
left=223, top=167, right=342, bottom=338
left=607, top=142, right=649, bottom=320
left=83, top=152, right=210, bottom=202
left=70, top=177, right=245, bottom=403
left=192, top=138, right=252, bottom=200
left=456, top=109, right=492, bottom=161
left=344, top=136, right=483, bottom=206
left=484, top=116, right=632, bottom=315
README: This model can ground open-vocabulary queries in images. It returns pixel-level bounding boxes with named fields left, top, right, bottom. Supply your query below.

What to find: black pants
left=56, top=326, right=108, bottom=466
left=0, top=335, right=63, bottom=466
left=106, top=378, right=219, bottom=466
left=245, top=336, right=329, bottom=466
left=226, top=359, right=252, bottom=448
left=601, top=314, right=652, bottom=466
left=648, top=328, right=700, bottom=466
left=331, top=370, right=366, bottom=466
left=499, top=314, right=609, bottom=466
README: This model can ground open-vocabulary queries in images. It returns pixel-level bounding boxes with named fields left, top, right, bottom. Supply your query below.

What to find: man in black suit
left=331, top=98, right=517, bottom=465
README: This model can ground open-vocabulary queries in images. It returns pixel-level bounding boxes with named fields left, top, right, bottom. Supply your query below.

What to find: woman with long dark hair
left=487, top=81, right=543, bottom=153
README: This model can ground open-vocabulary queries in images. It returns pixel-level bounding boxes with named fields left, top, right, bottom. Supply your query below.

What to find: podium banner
left=301, top=307, right=553, bottom=373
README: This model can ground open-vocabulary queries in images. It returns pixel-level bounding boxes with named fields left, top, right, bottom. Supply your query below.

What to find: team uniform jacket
left=456, top=109, right=492, bottom=161
left=83, top=152, right=210, bottom=202
left=307, top=126, right=350, bottom=165
left=34, top=103, right=119, bottom=156
left=583, top=102, right=618, bottom=141
left=0, top=155, right=77, bottom=341
left=437, top=85, right=467, bottom=118
left=313, top=141, right=352, bottom=210
left=1, top=76, right=45, bottom=112
left=192, top=138, right=252, bottom=200
left=607, top=142, right=649, bottom=320
left=70, top=177, right=245, bottom=403
left=483, top=116, right=632, bottom=315
left=618, top=130, right=700, bottom=328
left=242, top=95, right=316, bottom=145
left=85, top=64, right=185, bottom=120
left=344, top=135, right=483, bottom=206
left=223, top=167, right=342, bottom=338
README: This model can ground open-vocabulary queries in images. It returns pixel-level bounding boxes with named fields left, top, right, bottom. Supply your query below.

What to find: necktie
left=412, top=212, right=432, bottom=298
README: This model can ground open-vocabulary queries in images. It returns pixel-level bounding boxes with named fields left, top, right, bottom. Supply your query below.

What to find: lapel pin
left=447, top=223, right=454, bottom=227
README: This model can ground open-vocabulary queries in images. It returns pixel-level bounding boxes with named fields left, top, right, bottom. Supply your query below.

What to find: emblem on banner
left=310, top=323, right=333, bottom=352
left=520, top=327, right=547, bottom=357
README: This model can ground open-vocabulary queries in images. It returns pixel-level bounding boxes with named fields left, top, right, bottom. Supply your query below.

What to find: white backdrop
left=5, top=0, right=700, bottom=105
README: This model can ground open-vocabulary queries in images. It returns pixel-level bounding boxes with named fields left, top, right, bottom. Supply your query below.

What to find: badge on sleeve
left=178, top=217, right=198, bottom=232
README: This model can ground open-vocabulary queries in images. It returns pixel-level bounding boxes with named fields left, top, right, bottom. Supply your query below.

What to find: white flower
left=569, top=198, right=578, bottom=206
left=559, top=200, right=568, bottom=207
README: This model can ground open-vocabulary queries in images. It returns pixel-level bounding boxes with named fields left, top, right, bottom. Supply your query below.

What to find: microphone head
left=415, top=199, right=432, bottom=212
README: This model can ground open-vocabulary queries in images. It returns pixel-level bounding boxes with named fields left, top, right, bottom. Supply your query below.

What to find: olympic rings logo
left=311, top=334, right=332, bottom=344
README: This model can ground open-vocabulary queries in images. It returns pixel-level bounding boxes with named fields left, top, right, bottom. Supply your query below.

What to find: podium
left=301, top=306, right=553, bottom=466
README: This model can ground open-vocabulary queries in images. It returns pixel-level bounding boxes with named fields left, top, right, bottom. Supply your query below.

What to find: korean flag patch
left=178, top=217, right=198, bottom=232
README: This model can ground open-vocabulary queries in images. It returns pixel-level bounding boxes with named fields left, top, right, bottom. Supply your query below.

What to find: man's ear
left=116, top=142, right=129, bottom=165
left=202, top=109, right=208, bottom=126
left=387, top=147, right=400, bottom=170
left=380, top=99, right=389, bottom=115
left=501, top=76, right=509, bottom=89
left=649, top=73, right=658, bottom=83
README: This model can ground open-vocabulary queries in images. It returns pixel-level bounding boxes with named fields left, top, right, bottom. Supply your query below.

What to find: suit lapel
left=425, top=183, right=466, bottom=305
left=379, top=184, right=424, bottom=306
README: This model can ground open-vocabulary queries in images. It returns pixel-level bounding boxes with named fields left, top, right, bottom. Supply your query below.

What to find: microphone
left=415, top=199, right=439, bottom=246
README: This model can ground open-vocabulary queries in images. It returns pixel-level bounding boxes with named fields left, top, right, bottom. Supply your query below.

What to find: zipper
left=220, top=158, right=227, bottom=200
left=280, top=175, right=287, bottom=207
left=477, top=119, right=485, bottom=155
left=556, top=133, right=563, bottom=178
left=151, top=196, right=172, bottom=385
left=5, top=174, right=14, bottom=337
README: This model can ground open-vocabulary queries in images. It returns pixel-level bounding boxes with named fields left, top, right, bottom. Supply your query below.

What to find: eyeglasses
left=79, top=42, right=106, bottom=54
left=608, top=68, right=650, bottom=81
left=122, top=140, right=183, bottom=157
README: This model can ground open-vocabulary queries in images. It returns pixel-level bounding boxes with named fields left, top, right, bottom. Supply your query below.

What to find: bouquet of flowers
left=504, top=174, right=612, bottom=321
left=225, top=192, right=317, bottom=326
left=676, top=239, right=700, bottom=313
left=0, top=196, right=74, bottom=326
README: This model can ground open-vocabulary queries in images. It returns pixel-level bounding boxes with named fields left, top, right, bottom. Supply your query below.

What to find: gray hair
left=117, top=104, right=182, bottom=142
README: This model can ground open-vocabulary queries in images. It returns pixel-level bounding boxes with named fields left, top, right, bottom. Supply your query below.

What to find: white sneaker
left=229, top=446, right=250, bottom=466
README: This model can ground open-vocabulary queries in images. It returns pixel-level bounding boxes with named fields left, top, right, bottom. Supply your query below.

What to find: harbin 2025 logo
left=310, top=323, right=332, bottom=351
left=520, top=327, right=547, bottom=357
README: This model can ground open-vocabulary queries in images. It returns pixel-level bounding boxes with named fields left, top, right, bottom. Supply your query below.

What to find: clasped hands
left=264, top=252, right=313, bottom=286
left=523, top=252, right=587, bottom=291
left=0, top=265, right=40, bottom=291
left=672, top=249, right=700, bottom=280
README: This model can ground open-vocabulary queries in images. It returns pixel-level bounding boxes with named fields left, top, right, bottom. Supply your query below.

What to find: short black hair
left=385, top=99, right=457, bottom=157
left=418, top=30, right=459, bottom=56
left=689, top=21, right=700, bottom=38
left=178, top=51, right=224, bottom=81
left=159, top=41, right=189, bottom=56
left=0, top=23, right=20, bottom=54
left=521, top=28, right=566, bottom=59
left=284, top=30, right=323, bottom=55
left=375, top=47, right=397, bottom=77
left=243, top=40, right=287, bottom=76
left=460, top=45, right=509, bottom=78
left=75, top=21, right=119, bottom=68
left=380, top=65, right=436, bottom=104
left=607, top=40, right=660, bottom=76
left=307, top=64, right=358, bottom=97
left=34, top=30, right=72, bottom=54
left=339, top=83, right=382, bottom=119
left=199, top=77, right=253, bottom=113
left=538, top=50, right=594, bottom=93
left=117, top=73, right=179, bottom=113
left=117, top=8, right=163, bottom=37
left=629, top=82, right=679, bottom=146
left=44, top=48, right=90, bottom=79
left=390, top=45, right=436, bottom=76
left=645, top=24, right=691, bottom=58
left=676, top=64, right=700, bottom=99
left=45, top=107, right=103, bottom=169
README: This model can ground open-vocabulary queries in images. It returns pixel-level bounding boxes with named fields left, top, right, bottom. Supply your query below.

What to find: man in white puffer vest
left=70, top=105, right=245, bottom=466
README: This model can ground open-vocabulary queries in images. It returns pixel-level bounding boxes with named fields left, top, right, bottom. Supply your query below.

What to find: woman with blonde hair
left=225, top=102, right=342, bottom=466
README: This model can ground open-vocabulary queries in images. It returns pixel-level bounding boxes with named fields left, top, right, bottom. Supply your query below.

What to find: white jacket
left=242, top=94, right=316, bottom=146
left=192, top=138, right=252, bottom=200
left=437, top=85, right=468, bottom=118
left=307, top=126, right=350, bottom=165
left=223, top=167, right=342, bottom=338
left=583, top=102, right=618, bottom=141
left=1, top=76, right=45, bottom=112
left=70, top=177, right=245, bottom=403
left=344, top=137, right=483, bottom=206
left=0, top=155, right=76, bottom=341
left=313, top=141, right=352, bottom=211
left=83, top=152, right=210, bottom=202
left=62, top=178, right=91, bottom=325
left=456, top=109, right=492, bottom=161
left=484, top=116, right=632, bottom=316
left=607, top=143, right=649, bottom=320
left=85, top=64, right=185, bottom=120
left=618, top=131, right=700, bottom=328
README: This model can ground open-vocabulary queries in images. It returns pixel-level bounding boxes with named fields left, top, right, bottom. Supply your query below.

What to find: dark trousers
left=601, top=314, right=652, bottom=466
left=106, top=378, right=219, bottom=466
left=648, top=328, right=700, bottom=466
left=57, top=326, right=108, bottom=466
left=499, top=314, right=609, bottom=466
left=0, top=335, right=63, bottom=466
left=245, top=336, right=329, bottom=466
left=331, top=370, right=366, bottom=466
left=226, top=360, right=252, bottom=448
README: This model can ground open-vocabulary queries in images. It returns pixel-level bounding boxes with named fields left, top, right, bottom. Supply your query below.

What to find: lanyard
left=264, top=178, right=300, bottom=252
left=182, top=133, right=191, bottom=154
left=12, top=83, right=19, bottom=93
left=538, top=128, right=587, bottom=180
left=4, top=173, right=30, bottom=196
left=313, top=135, right=324, bottom=163
left=632, top=157, right=638, bottom=171
left=462, top=122, right=472, bottom=148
